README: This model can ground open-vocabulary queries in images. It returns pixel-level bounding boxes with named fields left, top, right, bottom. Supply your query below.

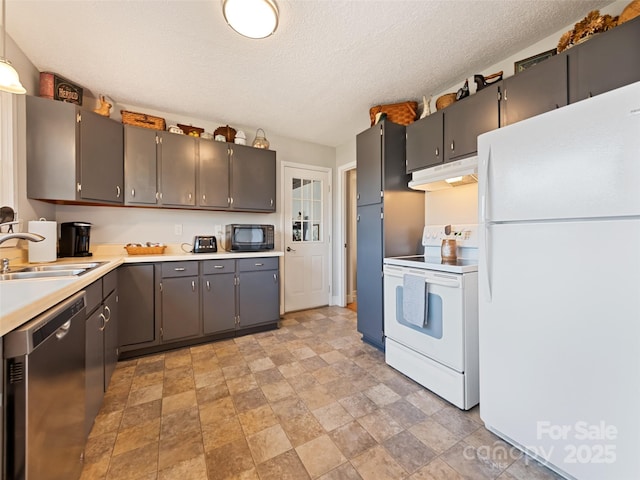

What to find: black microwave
left=224, top=224, right=275, bottom=251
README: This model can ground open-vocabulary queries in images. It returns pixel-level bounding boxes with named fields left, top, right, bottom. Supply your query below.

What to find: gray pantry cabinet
left=356, top=121, right=425, bottom=350
left=117, top=258, right=280, bottom=358
left=123, top=125, right=197, bottom=207
left=85, top=270, right=119, bottom=437
left=26, top=95, right=124, bottom=204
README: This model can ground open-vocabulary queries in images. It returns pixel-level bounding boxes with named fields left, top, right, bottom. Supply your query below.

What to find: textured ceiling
left=7, top=0, right=611, bottom=147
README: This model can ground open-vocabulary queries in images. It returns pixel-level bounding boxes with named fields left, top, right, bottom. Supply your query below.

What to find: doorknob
left=286, top=246, right=296, bottom=252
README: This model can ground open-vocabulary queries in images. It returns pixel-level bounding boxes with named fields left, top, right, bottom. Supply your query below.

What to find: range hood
left=409, top=156, right=478, bottom=192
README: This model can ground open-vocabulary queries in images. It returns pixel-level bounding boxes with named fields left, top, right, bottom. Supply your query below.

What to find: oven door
left=384, top=264, right=465, bottom=372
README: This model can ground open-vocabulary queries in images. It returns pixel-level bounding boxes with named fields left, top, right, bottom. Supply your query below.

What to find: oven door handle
left=407, top=271, right=461, bottom=288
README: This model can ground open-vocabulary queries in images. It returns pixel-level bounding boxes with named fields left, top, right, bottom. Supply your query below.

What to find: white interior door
left=284, top=166, right=331, bottom=312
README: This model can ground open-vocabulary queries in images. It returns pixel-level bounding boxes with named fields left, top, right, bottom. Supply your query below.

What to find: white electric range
left=383, top=224, right=479, bottom=410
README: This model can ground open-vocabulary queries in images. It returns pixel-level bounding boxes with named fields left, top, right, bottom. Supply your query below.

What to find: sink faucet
left=0, top=232, right=45, bottom=273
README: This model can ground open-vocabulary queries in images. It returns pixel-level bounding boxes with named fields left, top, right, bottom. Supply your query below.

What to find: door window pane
left=291, top=176, right=322, bottom=242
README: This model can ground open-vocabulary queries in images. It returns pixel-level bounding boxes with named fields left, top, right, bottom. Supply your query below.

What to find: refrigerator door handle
left=480, top=147, right=491, bottom=223
left=483, top=224, right=492, bottom=302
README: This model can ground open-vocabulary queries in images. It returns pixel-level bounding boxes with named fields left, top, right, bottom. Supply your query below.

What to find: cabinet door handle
left=450, top=141, right=455, bottom=151
left=131, top=188, right=136, bottom=197
left=98, top=313, right=106, bottom=331
left=188, top=193, right=193, bottom=201
left=206, top=280, right=211, bottom=291
left=116, top=186, right=121, bottom=198
left=270, top=198, right=274, bottom=207
left=230, top=197, right=234, bottom=205
left=213, top=265, right=224, bottom=269
left=503, top=89, right=508, bottom=101
left=174, top=267, right=186, bottom=271
left=273, top=273, right=278, bottom=283
left=254, top=263, right=264, bottom=267
left=104, top=305, right=111, bottom=322
left=191, top=280, right=196, bottom=292
left=435, top=147, right=439, bottom=157
left=202, top=194, right=206, bottom=203
left=357, top=193, right=360, bottom=200
left=357, top=214, right=361, bottom=222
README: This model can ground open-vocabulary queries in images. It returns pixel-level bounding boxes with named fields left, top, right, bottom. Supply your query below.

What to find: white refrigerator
left=478, top=81, right=640, bottom=480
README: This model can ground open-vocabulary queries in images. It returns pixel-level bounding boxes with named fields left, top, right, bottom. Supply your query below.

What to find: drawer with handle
left=238, top=257, right=279, bottom=272
left=202, top=259, right=235, bottom=275
left=161, top=261, right=198, bottom=278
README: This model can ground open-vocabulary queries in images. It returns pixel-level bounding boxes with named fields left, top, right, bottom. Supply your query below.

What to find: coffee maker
left=59, top=222, right=92, bottom=257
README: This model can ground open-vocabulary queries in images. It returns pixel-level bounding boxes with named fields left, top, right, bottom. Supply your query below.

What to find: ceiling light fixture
left=0, top=0, right=25, bottom=94
left=222, top=0, right=278, bottom=39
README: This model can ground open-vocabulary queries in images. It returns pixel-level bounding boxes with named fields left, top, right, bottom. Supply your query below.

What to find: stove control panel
left=422, top=224, right=479, bottom=248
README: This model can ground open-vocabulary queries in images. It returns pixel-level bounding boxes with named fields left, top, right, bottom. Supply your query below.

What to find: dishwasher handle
left=3, top=291, right=87, bottom=358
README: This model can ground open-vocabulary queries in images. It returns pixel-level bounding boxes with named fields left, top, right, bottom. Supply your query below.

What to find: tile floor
left=81, top=306, right=562, bottom=480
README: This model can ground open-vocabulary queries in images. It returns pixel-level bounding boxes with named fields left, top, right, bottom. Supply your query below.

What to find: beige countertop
left=0, top=248, right=283, bottom=337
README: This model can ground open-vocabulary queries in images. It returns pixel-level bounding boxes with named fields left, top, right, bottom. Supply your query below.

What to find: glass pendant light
left=222, top=0, right=278, bottom=39
left=0, top=0, right=25, bottom=94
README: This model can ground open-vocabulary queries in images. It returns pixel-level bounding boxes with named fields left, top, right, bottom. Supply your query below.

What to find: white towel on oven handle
left=402, top=274, right=427, bottom=327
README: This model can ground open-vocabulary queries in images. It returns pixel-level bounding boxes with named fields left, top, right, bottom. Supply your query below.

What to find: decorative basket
left=120, top=110, right=166, bottom=131
left=214, top=125, right=237, bottom=142
left=435, top=93, right=457, bottom=111
left=369, top=101, right=418, bottom=126
left=124, top=245, right=166, bottom=255
left=177, top=124, right=205, bottom=137
left=620, top=0, right=640, bottom=23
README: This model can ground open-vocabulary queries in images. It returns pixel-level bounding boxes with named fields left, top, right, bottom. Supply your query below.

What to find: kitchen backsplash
left=424, top=183, right=478, bottom=226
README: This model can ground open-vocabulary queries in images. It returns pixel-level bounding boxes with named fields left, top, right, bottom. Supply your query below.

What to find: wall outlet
left=174, top=224, right=183, bottom=235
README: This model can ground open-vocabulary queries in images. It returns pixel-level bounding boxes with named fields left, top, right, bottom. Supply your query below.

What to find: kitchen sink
left=19, top=262, right=104, bottom=272
left=0, top=262, right=107, bottom=281
left=0, top=269, right=86, bottom=280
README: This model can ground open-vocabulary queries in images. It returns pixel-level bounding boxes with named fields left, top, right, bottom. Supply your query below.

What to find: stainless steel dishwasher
left=4, top=291, right=86, bottom=480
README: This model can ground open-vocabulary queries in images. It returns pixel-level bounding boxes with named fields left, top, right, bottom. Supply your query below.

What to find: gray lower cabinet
left=568, top=16, right=640, bottom=104
left=117, top=258, right=280, bottom=357
left=118, top=263, right=158, bottom=349
left=500, top=53, right=568, bottom=127
left=85, top=270, right=119, bottom=437
left=26, top=95, right=124, bottom=204
left=160, top=262, right=200, bottom=342
left=202, top=260, right=236, bottom=334
left=237, top=258, right=280, bottom=329
left=230, top=144, right=276, bottom=212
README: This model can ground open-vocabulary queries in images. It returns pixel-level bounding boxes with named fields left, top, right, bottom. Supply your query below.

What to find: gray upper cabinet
left=356, top=124, right=383, bottom=206
left=160, top=133, right=197, bottom=206
left=123, top=127, right=197, bottom=207
left=230, top=144, right=276, bottom=212
left=568, top=17, right=640, bottom=104
left=26, top=95, right=123, bottom=204
left=444, top=83, right=500, bottom=162
left=198, top=139, right=230, bottom=209
left=500, top=54, right=568, bottom=127
left=405, top=110, right=444, bottom=172
left=124, top=125, right=158, bottom=205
